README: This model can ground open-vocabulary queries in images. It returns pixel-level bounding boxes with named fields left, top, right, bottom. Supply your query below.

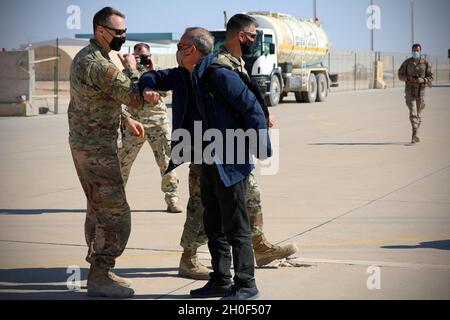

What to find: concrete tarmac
left=0, top=86, right=449, bottom=300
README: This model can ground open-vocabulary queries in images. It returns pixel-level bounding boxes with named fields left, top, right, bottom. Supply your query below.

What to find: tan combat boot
left=178, top=248, right=210, bottom=280
left=252, top=234, right=298, bottom=267
left=87, top=264, right=132, bottom=288
left=87, top=264, right=135, bottom=298
left=108, top=270, right=132, bottom=288
left=412, top=128, right=420, bottom=144
left=167, top=198, right=183, bottom=213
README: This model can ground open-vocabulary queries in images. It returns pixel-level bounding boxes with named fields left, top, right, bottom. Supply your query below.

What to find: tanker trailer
left=212, top=12, right=338, bottom=106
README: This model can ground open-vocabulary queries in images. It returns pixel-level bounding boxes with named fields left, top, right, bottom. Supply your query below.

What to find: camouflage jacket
left=122, top=64, right=169, bottom=128
left=68, top=39, right=144, bottom=150
left=216, top=46, right=248, bottom=76
left=398, top=56, right=433, bottom=87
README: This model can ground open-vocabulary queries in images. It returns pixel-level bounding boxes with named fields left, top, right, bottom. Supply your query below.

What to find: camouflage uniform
left=398, top=56, right=433, bottom=137
left=180, top=48, right=264, bottom=250
left=68, top=39, right=143, bottom=270
left=119, top=65, right=179, bottom=206
left=180, top=164, right=208, bottom=249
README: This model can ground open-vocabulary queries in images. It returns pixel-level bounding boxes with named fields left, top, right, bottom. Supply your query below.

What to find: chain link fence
left=325, top=49, right=450, bottom=92
left=4, top=41, right=449, bottom=116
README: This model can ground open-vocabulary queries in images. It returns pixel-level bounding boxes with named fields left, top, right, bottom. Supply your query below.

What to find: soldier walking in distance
left=398, top=43, right=433, bottom=144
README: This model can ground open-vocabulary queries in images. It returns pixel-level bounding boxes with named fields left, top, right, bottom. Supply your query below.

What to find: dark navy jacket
left=139, top=53, right=272, bottom=187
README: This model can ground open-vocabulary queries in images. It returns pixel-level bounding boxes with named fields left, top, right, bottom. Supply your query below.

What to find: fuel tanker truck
left=212, top=12, right=338, bottom=106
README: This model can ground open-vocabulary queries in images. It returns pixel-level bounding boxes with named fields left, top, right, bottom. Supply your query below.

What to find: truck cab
left=213, top=11, right=341, bottom=106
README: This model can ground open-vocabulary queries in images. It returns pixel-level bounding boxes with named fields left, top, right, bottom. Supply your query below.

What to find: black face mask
left=240, top=39, right=255, bottom=56
left=108, top=36, right=126, bottom=51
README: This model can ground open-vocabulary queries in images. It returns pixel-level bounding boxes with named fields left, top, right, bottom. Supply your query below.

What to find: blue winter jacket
left=139, top=53, right=272, bottom=187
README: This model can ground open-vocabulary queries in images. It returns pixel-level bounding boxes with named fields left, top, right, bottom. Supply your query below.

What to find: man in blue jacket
left=140, top=27, right=271, bottom=300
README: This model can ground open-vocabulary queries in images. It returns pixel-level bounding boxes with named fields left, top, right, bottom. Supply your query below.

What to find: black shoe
left=190, top=281, right=233, bottom=298
left=220, top=285, right=261, bottom=300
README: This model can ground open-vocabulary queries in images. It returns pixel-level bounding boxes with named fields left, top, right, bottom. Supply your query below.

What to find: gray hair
left=184, top=27, right=214, bottom=55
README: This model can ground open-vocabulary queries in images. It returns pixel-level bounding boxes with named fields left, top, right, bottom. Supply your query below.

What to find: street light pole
left=313, top=0, right=317, bottom=19
left=411, top=1, right=415, bottom=45
left=223, top=11, right=228, bottom=29
left=370, top=0, right=374, bottom=52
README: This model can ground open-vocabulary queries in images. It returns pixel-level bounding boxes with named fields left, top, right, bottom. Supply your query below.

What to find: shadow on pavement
left=133, top=294, right=193, bottom=300
left=0, top=209, right=168, bottom=215
left=309, top=142, right=412, bottom=146
left=381, top=239, right=450, bottom=251
left=0, top=267, right=180, bottom=283
left=0, top=267, right=89, bottom=283
left=0, top=290, right=89, bottom=300
left=0, top=267, right=185, bottom=300
left=0, top=290, right=193, bottom=300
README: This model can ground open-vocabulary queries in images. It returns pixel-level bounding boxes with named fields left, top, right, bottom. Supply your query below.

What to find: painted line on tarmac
left=297, top=235, right=450, bottom=248
left=153, top=280, right=198, bottom=300
left=278, top=163, right=450, bottom=245
left=308, top=114, right=366, bottom=132
left=289, top=257, right=450, bottom=270
left=0, top=187, right=78, bottom=205
left=0, top=239, right=183, bottom=253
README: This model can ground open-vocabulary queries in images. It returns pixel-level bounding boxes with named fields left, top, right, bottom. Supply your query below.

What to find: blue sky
left=1, top=0, right=449, bottom=55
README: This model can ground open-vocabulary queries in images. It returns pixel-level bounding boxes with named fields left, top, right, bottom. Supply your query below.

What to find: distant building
left=20, top=34, right=179, bottom=81
left=75, top=32, right=181, bottom=54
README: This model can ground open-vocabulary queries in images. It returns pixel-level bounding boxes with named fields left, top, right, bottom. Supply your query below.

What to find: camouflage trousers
left=118, top=122, right=179, bottom=205
left=180, top=164, right=264, bottom=250
left=70, top=146, right=131, bottom=269
left=405, top=85, right=426, bottom=130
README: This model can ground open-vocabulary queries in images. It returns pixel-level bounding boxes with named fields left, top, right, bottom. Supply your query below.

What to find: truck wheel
left=316, top=73, right=328, bottom=102
left=265, top=75, right=281, bottom=106
left=294, top=92, right=304, bottom=103
left=302, top=74, right=317, bottom=103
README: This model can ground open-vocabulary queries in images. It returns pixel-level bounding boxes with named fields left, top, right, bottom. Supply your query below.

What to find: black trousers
left=200, top=163, right=256, bottom=288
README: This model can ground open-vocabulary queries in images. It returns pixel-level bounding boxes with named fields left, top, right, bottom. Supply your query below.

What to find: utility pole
left=411, top=1, right=415, bottom=45
left=223, top=11, right=228, bottom=29
left=370, top=0, right=374, bottom=52
left=313, top=0, right=317, bottom=19
left=54, top=37, right=59, bottom=114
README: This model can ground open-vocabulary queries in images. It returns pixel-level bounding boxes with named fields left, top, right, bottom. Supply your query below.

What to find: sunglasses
left=100, top=25, right=127, bottom=36
left=243, top=31, right=258, bottom=40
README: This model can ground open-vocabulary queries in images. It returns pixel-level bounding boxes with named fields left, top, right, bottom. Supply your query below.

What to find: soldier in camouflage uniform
left=398, top=43, right=433, bottom=144
left=178, top=14, right=298, bottom=280
left=68, top=7, right=159, bottom=298
left=119, top=43, right=182, bottom=213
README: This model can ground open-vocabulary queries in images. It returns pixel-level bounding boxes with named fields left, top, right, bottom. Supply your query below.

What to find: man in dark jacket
left=140, top=27, right=271, bottom=300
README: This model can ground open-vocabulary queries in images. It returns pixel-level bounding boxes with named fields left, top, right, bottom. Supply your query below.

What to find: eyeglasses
left=177, top=43, right=193, bottom=51
left=243, top=31, right=258, bottom=40
left=99, top=25, right=127, bottom=36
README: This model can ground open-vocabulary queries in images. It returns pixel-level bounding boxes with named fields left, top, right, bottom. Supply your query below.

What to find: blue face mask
left=412, top=51, right=421, bottom=59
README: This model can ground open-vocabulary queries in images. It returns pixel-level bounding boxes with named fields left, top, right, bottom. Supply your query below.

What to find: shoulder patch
left=116, top=72, right=127, bottom=83
left=105, top=65, right=119, bottom=82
